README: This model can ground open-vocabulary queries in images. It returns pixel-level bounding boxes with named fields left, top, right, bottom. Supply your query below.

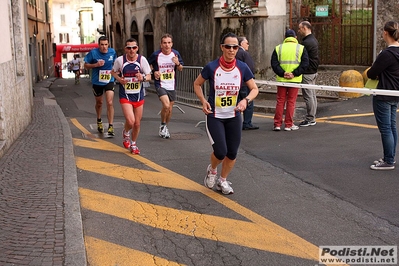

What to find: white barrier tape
left=254, top=80, right=399, bottom=97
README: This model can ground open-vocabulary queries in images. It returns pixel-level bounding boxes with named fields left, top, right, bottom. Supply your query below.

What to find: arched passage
left=143, top=19, right=154, bottom=58
left=130, top=20, right=139, bottom=43
left=115, top=22, right=123, bottom=55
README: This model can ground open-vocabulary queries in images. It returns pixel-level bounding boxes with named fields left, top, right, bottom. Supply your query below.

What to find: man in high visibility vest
left=271, top=29, right=309, bottom=131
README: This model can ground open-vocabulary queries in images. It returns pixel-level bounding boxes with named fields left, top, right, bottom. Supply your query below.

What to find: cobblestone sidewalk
left=0, top=78, right=85, bottom=266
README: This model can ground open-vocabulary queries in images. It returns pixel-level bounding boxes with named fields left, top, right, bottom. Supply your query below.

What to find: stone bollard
left=338, top=70, right=363, bottom=98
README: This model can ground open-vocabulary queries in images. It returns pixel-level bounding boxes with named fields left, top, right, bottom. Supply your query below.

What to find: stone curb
left=37, top=78, right=87, bottom=266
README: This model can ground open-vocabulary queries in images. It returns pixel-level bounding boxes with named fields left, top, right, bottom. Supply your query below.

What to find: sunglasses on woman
left=222, top=44, right=239, bottom=50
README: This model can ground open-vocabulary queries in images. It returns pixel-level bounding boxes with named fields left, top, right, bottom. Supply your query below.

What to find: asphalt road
left=50, top=75, right=399, bottom=266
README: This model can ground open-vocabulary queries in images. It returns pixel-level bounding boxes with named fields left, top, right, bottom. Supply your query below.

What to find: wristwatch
left=142, top=74, right=146, bottom=82
left=245, top=97, right=251, bottom=105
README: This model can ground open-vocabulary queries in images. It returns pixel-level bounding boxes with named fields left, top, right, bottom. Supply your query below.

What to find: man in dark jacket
left=236, top=36, right=259, bottom=130
left=298, top=21, right=319, bottom=127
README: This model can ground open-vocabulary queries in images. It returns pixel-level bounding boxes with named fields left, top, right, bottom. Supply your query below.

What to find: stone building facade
left=375, top=0, right=399, bottom=53
left=27, top=0, right=54, bottom=83
left=105, top=0, right=398, bottom=77
left=107, top=0, right=286, bottom=78
left=0, top=0, right=34, bottom=158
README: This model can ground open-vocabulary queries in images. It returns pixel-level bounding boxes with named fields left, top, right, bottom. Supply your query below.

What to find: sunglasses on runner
left=222, top=44, right=239, bottom=50
left=126, top=46, right=138, bottom=50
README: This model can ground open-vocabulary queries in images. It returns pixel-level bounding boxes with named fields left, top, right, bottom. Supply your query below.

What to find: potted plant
left=223, top=0, right=257, bottom=17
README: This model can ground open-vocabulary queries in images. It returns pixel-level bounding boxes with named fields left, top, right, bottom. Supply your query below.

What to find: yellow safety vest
left=275, top=37, right=304, bottom=83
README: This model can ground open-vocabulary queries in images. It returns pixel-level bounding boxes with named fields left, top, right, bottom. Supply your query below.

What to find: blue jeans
left=372, top=97, right=398, bottom=164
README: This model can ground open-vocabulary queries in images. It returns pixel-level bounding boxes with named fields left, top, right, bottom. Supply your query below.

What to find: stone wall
left=165, top=0, right=214, bottom=67
left=0, top=0, right=33, bottom=158
left=115, top=0, right=287, bottom=79
left=165, top=0, right=288, bottom=78
left=376, top=1, right=399, bottom=53
left=112, top=0, right=393, bottom=97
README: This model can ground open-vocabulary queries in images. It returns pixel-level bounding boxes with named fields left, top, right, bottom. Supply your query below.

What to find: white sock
left=210, top=166, right=217, bottom=173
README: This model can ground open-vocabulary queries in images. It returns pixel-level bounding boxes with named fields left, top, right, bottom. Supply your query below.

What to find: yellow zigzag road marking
left=74, top=137, right=128, bottom=153
left=317, top=112, right=377, bottom=129
left=253, top=114, right=274, bottom=119
left=85, top=236, right=185, bottom=266
left=72, top=118, right=343, bottom=265
left=255, top=112, right=376, bottom=120
left=76, top=157, right=318, bottom=261
left=76, top=157, right=195, bottom=191
left=71, top=118, right=92, bottom=135
left=316, top=120, right=378, bottom=129
left=80, top=187, right=317, bottom=261
left=254, top=112, right=378, bottom=129
left=318, top=112, right=375, bottom=119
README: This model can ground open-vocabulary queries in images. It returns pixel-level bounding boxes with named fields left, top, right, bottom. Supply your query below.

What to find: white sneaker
left=204, top=164, right=217, bottom=189
left=163, top=126, right=170, bottom=139
left=159, top=125, right=164, bottom=138
left=284, top=125, right=299, bottom=131
left=370, top=161, right=395, bottom=170
left=373, top=158, right=384, bottom=165
left=216, top=177, right=234, bottom=195
left=373, top=158, right=396, bottom=164
left=159, top=125, right=170, bottom=138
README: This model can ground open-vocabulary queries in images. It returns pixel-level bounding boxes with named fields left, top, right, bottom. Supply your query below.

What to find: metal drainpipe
left=123, top=0, right=126, bottom=37
left=372, top=0, right=377, bottom=61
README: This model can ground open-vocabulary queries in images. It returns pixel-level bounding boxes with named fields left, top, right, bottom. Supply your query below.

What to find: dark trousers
left=240, top=86, right=254, bottom=127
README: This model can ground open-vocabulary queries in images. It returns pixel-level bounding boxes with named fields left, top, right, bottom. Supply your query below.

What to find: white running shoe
left=159, top=125, right=166, bottom=138
left=159, top=125, right=170, bottom=139
left=284, top=125, right=299, bottom=131
left=164, top=126, right=170, bottom=138
left=216, top=177, right=234, bottom=195
left=204, top=164, right=217, bottom=189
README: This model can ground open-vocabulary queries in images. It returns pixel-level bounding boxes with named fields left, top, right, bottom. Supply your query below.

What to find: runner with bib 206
left=111, top=38, right=152, bottom=155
